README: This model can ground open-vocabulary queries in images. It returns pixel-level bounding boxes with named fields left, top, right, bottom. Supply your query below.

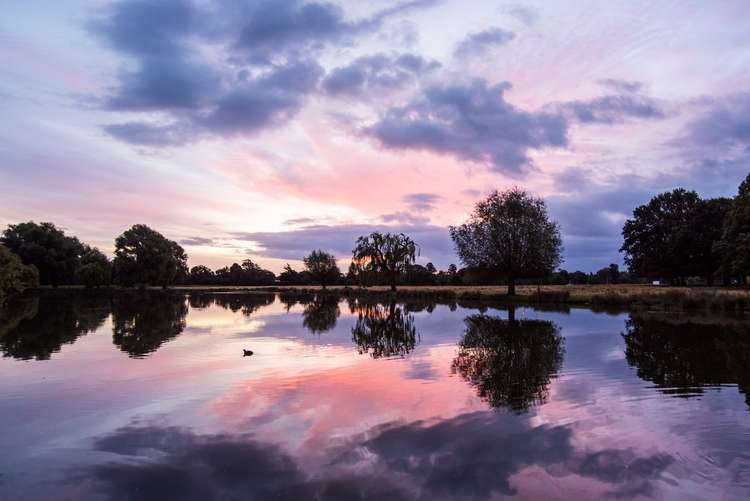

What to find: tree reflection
left=279, top=292, right=313, bottom=312
left=452, top=308, right=564, bottom=412
left=212, top=293, right=275, bottom=316
left=623, top=314, right=750, bottom=406
left=302, top=295, right=340, bottom=334
left=111, top=292, right=187, bottom=358
left=351, top=301, right=418, bottom=358
left=0, top=294, right=110, bottom=360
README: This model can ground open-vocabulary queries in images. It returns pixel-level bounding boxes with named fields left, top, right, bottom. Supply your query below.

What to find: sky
left=1, top=0, right=749, bottom=273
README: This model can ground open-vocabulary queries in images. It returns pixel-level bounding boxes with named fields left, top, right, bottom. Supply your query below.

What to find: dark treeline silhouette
left=2, top=174, right=748, bottom=293
left=621, top=173, right=750, bottom=285
left=623, top=314, right=750, bottom=407
left=452, top=309, right=565, bottom=412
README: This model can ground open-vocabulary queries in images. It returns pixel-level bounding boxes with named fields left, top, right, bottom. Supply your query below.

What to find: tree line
left=1, top=172, right=748, bottom=296
left=621, top=173, right=750, bottom=285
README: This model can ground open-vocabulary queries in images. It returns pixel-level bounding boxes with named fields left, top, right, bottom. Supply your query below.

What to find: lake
left=1, top=291, right=749, bottom=500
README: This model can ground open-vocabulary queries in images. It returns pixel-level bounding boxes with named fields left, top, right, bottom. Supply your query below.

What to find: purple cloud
left=367, top=79, right=568, bottom=174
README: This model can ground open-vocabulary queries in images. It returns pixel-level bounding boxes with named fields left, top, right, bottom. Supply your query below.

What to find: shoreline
left=18, top=284, right=750, bottom=313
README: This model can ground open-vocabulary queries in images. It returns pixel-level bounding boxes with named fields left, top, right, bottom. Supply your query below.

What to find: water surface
left=1, top=291, right=749, bottom=500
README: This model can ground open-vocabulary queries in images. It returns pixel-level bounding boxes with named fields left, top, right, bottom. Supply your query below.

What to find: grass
left=26, top=283, right=750, bottom=313
left=238, top=284, right=750, bottom=313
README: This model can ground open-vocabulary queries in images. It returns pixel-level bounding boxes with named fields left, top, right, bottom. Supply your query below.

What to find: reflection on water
left=112, top=292, right=188, bottom=358
left=302, top=295, right=340, bottom=334
left=1, top=292, right=750, bottom=499
left=623, top=313, right=750, bottom=404
left=350, top=299, right=418, bottom=358
left=452, top=308, right=564, bottom=411
left=0, top=294, right=109, bottom=360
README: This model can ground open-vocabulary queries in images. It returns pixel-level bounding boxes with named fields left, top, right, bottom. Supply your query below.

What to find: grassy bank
left=21, top=284, right=750, bottom=313
left=242, top=284, right=750, bottom=313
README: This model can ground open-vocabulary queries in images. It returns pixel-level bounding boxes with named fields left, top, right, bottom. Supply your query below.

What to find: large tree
left=621, top=189, right=731, bottom=284
left=450, top=188, right=562, bottom=295
left=113, top=225, right=188, bottom=287
left=303, top=250, right=340, bottom=289
left=1, top=222, right=86, bottom=285
left=352, top=232, right=418, bottom=291
left=714, top=173, right=750, bottom=283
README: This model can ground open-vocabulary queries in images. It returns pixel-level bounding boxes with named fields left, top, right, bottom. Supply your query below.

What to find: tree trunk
left=508, top=276, right=516, bottom=296
left=508, top=305, right=516, bottom=324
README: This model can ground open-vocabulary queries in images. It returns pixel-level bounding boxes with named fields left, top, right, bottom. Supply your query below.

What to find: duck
left=243, top=349, right=254, bottom=357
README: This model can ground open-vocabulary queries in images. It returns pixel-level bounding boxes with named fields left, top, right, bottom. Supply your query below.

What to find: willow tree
left=352, top=232, right=418, bottom=291
left=450, top=189, right=562, bottom=295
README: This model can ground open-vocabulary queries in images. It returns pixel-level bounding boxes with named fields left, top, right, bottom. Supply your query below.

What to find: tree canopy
left=2, top=222, right=86, bottom=285
left=352, top=232, right=418, bottom=291
left=113, top=224, right=188, bottom=287
left=0, top=245, right=39, bottom=299
left=450, top=188, right=562, bottom=295
left=303, top=250, right=340, bottom=289
left=715, top=173, right=750, bottom=282
left=621, top=189, right=733, bottom=284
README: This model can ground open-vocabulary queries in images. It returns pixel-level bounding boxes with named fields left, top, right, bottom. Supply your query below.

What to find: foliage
left=715, top=173, right=750, bottom=282
left=0, top=245, right=39, bottom=299
left=621, top=189, right=732, bottom=284
left=303, top=250, right=340, bottom=289
left=75, top=262, right=111, bottom=287
left=188, top=265, right=215, bottom=285
left=451, top=312, right=564, bottom=411
left=113, top=224, right=188, bottom=287
left=278, top=264, right=308, bottom=285
left=213, top=260, right=276, bottom=285
left=352, top=232, right=418, bottom=291
left=450, top=188, right=562, bottom=295
left=1, top=221, right=85, bottom=285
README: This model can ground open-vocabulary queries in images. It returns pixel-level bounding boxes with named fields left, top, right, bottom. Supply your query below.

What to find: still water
left=1, top=291, right=749, bottom=500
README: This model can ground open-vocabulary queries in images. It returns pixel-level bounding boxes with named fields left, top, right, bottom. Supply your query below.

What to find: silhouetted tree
left=351, top=300, right=418, bottom=358
left=76, top=246, right=112, bottom=287
left=0, top=245, right=39, bottom=299
left=303, top=250, right=340, bottom=289
left=425, top=262, right=437, bottom=274
left=450, top=189, right=562, bottom=295
left=620, top=189, right=720, bottom=284
left=113, top=225, right=188, bottom=287
left=188, top=265, right=215, bottom=285
left=452, top=310, right=564, bottom=412
left=715, top=174, right=750, bottom=284
left=278, top=264, right=307, bottom=285
left=691, top=197, right=732, bottom=284
left=1, top=222, right=86, bottom=285
left=302, top=295, right=340, bottom=334
left=111, top=292, right=188, bottom=357
left=352, top=232, right=418, bottom=291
